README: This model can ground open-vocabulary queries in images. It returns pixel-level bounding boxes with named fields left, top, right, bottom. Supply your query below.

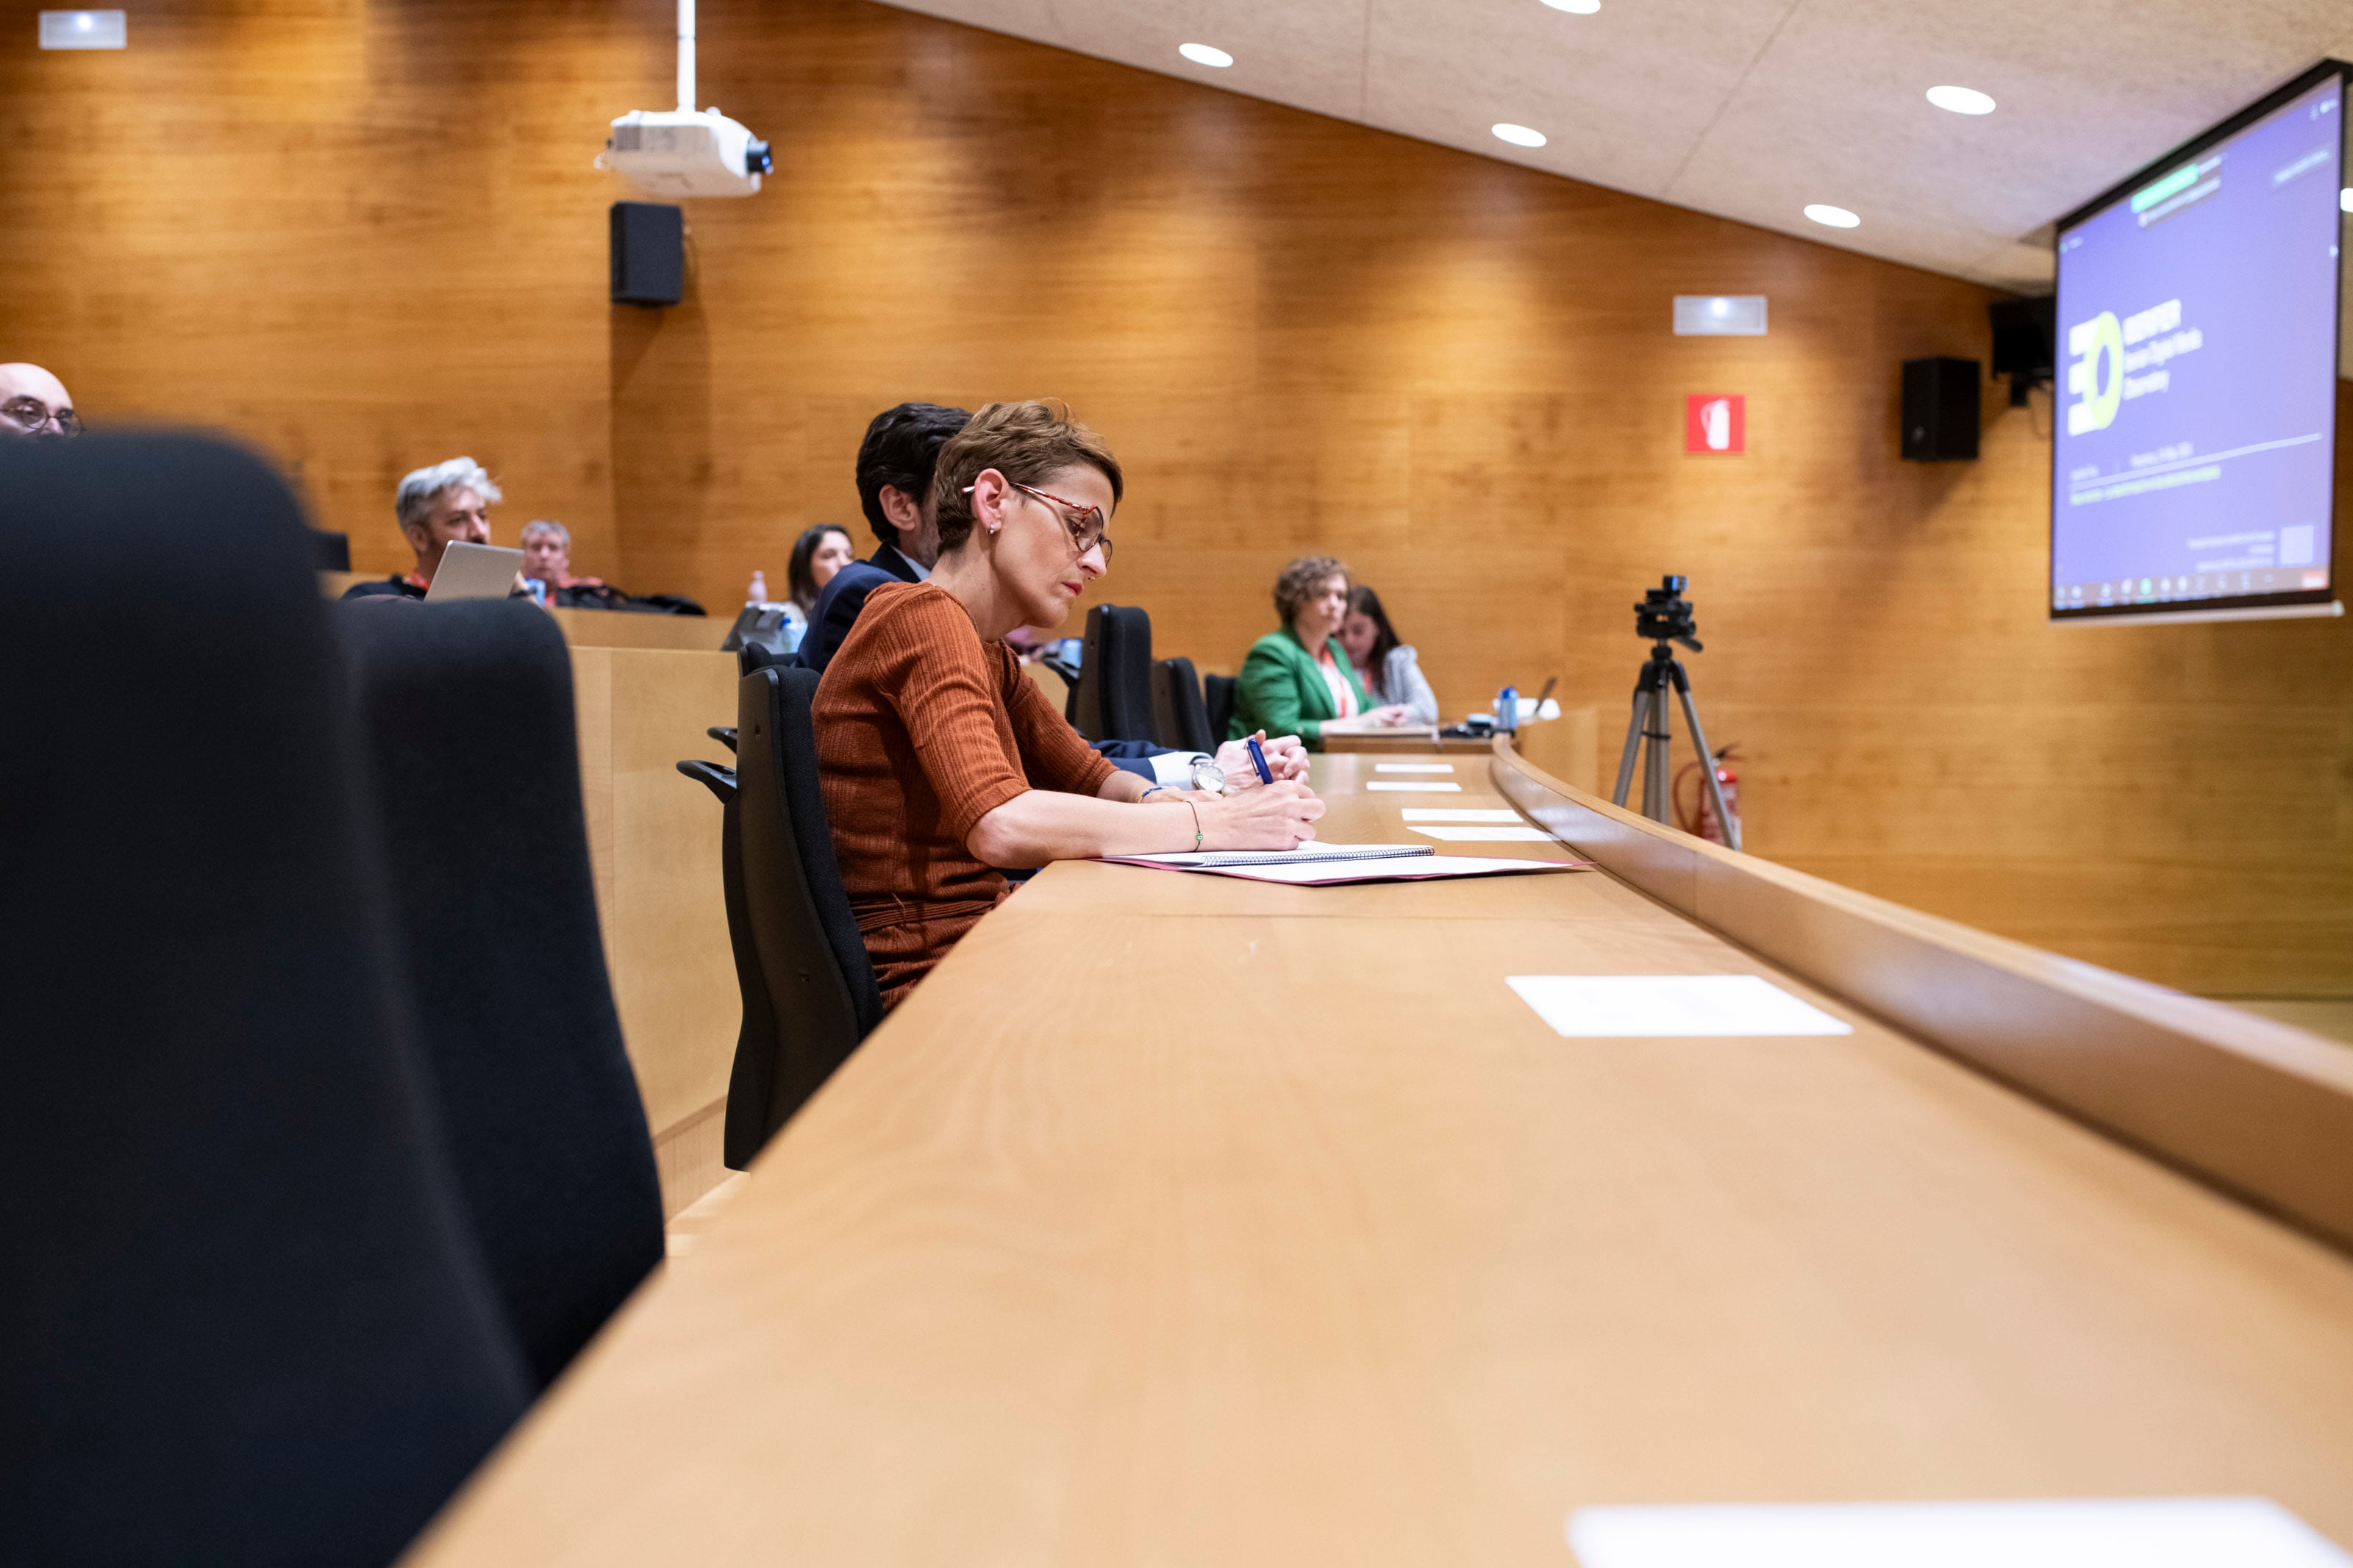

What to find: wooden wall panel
left=4, top=0, right=2348, bottom=992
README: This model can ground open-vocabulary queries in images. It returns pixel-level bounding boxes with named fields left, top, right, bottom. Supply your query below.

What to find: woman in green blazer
left=1229, top=555, right=1411, bottom=748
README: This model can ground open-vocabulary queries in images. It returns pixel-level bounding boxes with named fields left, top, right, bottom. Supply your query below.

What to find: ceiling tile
left=873, top=0, right=2353, bottom=288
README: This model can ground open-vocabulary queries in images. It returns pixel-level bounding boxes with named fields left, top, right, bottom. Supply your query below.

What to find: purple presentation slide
left=2052, top=74, right=2340, bottom=616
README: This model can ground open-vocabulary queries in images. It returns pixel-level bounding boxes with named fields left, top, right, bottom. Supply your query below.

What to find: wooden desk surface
left=407, top=755, right=2353, bottom=1565
left=1321, top=728, right=1495, bottom=753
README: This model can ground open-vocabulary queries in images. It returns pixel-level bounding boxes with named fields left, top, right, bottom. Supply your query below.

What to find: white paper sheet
left=1507, top=975, right=1852, bottom=1037
left=1401, top=808, right=1524, bottom=823
left=1374, top=763, right=1454, bottom=773
left=1365, top=781, right=1462, bottom=792
left=1410, top=826, right=1554, bottom=842
left=1567, top=1497, right=2353, bottom=1568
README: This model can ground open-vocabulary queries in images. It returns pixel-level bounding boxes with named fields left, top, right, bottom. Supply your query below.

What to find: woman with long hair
left=1338, top=584, right=1439, bottom=726
left=787, top=523, right=857, bottom=616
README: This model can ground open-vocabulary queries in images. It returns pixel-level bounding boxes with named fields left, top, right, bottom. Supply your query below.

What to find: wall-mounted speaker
left=1901, top=357, right=1980, bottom=462
left=610, top=201, right=684, bottom=307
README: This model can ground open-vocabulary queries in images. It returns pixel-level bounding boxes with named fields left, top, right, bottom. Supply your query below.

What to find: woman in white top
left=1340, top=584, right=1440, bottom=726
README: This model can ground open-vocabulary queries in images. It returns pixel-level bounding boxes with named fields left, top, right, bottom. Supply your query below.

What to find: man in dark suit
left=802, top=402, right=1305, bottom=792
left=797, top=402, right=964, bottom=672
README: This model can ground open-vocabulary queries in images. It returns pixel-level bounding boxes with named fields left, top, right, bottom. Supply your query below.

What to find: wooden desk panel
left=407, top=755, right=2353, bottom=1565
left=568, top=645, right=740, bottom=1216
left=547, top=607, right=726, bottom=653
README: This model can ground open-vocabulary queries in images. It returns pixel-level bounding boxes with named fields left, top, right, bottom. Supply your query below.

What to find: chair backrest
left=1204, top=673, right=1240, bottom=744
left=676, top=757, right=782, bottom=1176
left=0, top=434, right=528, bottom=1564
left=729, top=665, right=885, bottom=1165
left=740, top=637, right=796, bottom=678
left=336, top=600, right=665, bottom=1392
left=1154, top=656, right=1215, bottom=753
left=1068, top=603, right=1158, bottom=743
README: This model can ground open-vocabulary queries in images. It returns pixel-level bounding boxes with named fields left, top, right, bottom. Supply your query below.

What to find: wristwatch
left=1188, top=755, right=1227, bottom=795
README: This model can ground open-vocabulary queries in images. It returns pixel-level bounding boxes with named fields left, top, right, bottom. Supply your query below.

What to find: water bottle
left=1496, top=685, right=1518, bottom=734
left=747, top=570, right=768, bottom=606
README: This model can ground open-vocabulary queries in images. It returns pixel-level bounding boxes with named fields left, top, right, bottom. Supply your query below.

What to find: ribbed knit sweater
left=813, top=581, right=1115, bottom=1006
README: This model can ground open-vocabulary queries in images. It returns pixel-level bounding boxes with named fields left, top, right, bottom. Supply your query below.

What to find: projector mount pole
left=676, top=0, right=696, bottom=113
left=1611, top=642, right=1741, bottom=852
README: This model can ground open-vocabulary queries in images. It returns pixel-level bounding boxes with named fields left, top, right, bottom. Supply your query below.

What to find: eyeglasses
left=963, top=479, right=1113, bottom=562
left=1, top=398, right=80, bottom=437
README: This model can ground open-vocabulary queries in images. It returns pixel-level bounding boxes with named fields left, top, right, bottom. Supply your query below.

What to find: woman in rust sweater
left=814, top=401, right=1324, bottom=1006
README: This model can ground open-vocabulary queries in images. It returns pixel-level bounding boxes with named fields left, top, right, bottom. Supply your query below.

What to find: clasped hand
left=1211, top=731, right=1309, bottom=788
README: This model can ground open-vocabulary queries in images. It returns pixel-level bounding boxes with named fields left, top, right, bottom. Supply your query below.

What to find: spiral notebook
left=1099, top=842, right=1588, bottom=886
left=1119, top=843, right=1435, bottom=869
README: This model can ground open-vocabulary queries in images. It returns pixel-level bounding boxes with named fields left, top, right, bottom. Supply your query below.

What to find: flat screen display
left=2051, top=68, right=2343, bottom=620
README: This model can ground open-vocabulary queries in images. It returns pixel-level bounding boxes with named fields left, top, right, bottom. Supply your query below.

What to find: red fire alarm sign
left=1685, top=394, right=1745, bottom=454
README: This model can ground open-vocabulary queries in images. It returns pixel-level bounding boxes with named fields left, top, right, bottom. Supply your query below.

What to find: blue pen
left=1246, top=735, right=1275, bottom=785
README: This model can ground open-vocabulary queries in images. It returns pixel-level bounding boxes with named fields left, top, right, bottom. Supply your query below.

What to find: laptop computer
left=424, top=542, right=525, bottom=602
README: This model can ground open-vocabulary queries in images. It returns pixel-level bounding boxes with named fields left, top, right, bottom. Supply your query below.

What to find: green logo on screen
left=2066, top=310, right=2124, bottom=435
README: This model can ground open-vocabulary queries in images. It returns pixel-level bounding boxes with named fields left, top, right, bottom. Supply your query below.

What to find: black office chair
left=675, top=753, right=787, bottom=1174
left=0, top=434, right=528, bottom=1565
left=726, top=664, right=885, bottom=1166
left=734, top=626, right=799, bottom=673
left=1067, top=603, right=1158, bottom=743
left=1154, top=656, right=1215, bottom=753
left=1204, top=673, right=1240, bottom=744
left=338, top=601, right=665, bottom=1393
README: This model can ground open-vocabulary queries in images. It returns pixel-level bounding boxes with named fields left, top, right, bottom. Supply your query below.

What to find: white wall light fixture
left=40, top=10, right=126, bottom=48
left=1673, top=296, right=1768, bottom=336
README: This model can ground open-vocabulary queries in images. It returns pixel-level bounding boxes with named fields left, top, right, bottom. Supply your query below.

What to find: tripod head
left=1634, top=574, right=1702, bottom=654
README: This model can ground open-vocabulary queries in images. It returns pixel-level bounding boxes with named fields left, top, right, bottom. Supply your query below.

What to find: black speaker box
left=1902, top=357, right=1980, bottom=462
left=610, top=201, right=684, bottom=307
left=1988, top=298, right=2054, bottom=382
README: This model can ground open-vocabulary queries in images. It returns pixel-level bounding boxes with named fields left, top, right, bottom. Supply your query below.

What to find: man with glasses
left=0, top=364, right=80, bottom=439
left=800, top=401, right=1307, bottom=793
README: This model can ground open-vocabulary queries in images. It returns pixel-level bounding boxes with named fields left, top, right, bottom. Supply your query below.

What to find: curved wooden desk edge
left=1487, top=737, right=2353, bottom=1253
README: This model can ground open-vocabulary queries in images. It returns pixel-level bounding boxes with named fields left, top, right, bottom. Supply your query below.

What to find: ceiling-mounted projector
left=603, top=110, right=770, bottom=198
left=598, top=0, right=769, bottom=199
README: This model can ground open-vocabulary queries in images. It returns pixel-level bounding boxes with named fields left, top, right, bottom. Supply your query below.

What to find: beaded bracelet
left=1186, top=799, right=1204, bottom=851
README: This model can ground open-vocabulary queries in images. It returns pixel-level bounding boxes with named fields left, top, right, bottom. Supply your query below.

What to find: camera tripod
left=1612, top=640, right=1742, bottom=852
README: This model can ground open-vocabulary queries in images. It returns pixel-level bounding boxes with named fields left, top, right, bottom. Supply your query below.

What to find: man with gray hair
left=342, top=457, right=505, bottom=601
left=519, top=519, right=625, bottom=609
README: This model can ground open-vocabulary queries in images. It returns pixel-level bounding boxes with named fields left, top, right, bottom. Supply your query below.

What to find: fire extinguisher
left=1673, top=744, right=1740, bottom=846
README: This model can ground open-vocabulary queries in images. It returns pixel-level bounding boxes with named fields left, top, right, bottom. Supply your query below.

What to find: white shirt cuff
left=1149, top=751, right=1208, bottom=787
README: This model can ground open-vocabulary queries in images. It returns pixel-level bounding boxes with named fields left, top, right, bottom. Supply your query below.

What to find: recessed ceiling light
left=1178, top=43, right=1232, bottom=68
left=1926, top=84, right=1996, bottom=115
left=1492, top=123, right=1547, bottom=148
left=1540, top=0, right=1601, bottom=12
left=2340, top=187, right=2352, bottom=212
left=1804, top=204, right=1860, bottom=229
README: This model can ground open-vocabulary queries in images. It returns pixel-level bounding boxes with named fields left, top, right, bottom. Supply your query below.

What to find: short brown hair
left=929, top=401, right=1124, bottom=554
left=1274, top=554, right=1350, bottom=626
